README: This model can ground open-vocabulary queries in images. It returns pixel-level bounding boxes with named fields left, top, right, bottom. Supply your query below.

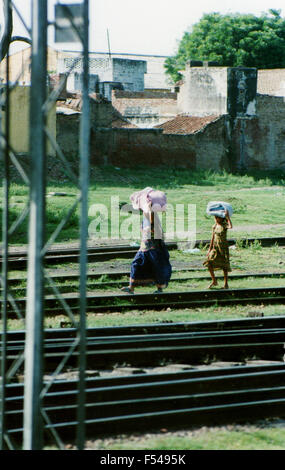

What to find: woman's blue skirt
left=130, top=244, right=172, bottom=287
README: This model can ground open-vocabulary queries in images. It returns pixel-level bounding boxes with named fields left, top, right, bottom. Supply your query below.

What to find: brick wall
left=91, top=117, right=226, bottom=170
left=56, top=93, right=285, bottom=172
left=56, top=113, right=80, bottom=160
left=90, top=98, right=114, bottom=128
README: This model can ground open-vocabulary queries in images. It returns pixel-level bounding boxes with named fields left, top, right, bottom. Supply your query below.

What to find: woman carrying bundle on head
left=121, top=187, right=172, bottom=294
left=203, top=201, right=233, bottom=289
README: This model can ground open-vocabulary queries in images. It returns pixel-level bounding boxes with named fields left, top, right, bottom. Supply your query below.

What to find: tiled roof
left=112, top=117, right=138, bottom=129
left=155, top=114, right=220, bottom=134
left=56, top=93, right=109, bottom=113
left=111, top=105, right=138, bottom=129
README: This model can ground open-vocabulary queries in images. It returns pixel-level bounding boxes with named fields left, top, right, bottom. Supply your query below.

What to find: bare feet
left=208, top=281, right=218, bottom=289
left=121, top=286, right=134, bottom=294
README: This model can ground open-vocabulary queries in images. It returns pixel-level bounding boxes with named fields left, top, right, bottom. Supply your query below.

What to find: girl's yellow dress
left=203, top=220, right=231, bottom=271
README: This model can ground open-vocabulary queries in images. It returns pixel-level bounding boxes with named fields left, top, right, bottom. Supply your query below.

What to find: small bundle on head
left=206, top=201, right=234, bottom=218
left=130, top=187, right=167, bottom=213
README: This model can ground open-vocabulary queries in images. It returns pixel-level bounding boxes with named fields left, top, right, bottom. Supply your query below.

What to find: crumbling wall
left=92, top=128, right=196, bottom=168
left=56, top=113, right=80, bottom=160
left=56, top=106, right=228, bottom=170
left=91, top=116, right=227, bottom=170
left=230, top=94, right=285, bottom=170
left=227, top=68, right=257, bottom=118
left=178, top=64, right=257, bottom=119
left=56, top=63, right=285, bottom=173
left=112, top=90, right=178, bottom=128
left=90, top=98, right=113, bottom=129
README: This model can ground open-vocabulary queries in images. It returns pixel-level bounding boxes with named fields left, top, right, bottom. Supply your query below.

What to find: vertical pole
left=23, top=0, right=47, bottom=450
left=77, top=0, right=90, bottom=450
left=0, top=0, right=11, bottom=450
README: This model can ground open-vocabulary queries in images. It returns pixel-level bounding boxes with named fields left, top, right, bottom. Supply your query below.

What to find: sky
left=6, top=0, right=285, bottom=56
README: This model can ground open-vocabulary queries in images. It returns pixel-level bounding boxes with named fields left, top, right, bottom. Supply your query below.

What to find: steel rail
left=3, top=365, right=285, bottom=440
left=42, top=342, right=285, bottom=369
left=3, top=270, right=285, bottom=295
left=3, top=285, right=285, bottom=317
left=6, top=396, right=285, bottom=441
left=2, top=315, right=285, bottom=357
left=6, top=361, right=285, bottom=390
left=0, top=249, right=171, bottom=269
left=0, top=265, right=200, bottom=287
left=3, top=234, right=285, bottom=259
left=3, top=327, right=285, bottom=350
left=3, top=314, right=285, bottom=338
left=2, top=329, right=285, bottom=370
left=45, top=396, right=285, bottom=439
left=1, top=235, right=285, bottom=269
left=2, top=243, right=178, bottom=258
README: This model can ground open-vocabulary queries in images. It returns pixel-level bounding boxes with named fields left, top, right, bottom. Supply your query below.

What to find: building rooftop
left=112, top=118, right=138, bottom=129
left=155, top=114, right=220, bottom=134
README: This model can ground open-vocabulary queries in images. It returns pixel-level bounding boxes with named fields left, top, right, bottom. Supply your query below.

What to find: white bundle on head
left=206, top=201, right=234, bottom=218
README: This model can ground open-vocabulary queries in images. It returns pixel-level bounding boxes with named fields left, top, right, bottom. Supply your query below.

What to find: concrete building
left=177, top=61, right=257, bottom=118
left=86, top=63, right=285, bottom=172
left=60, top=51, right=172, bottom=91
left=111, top=89, right=178, bottom=128
left=0, top=47, right=171, bottom=94
left=7, top=45, right=284, bottom=171
left=58, top=54, right=147, bottom=100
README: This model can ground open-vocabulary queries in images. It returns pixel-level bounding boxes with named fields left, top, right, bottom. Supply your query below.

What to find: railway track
left=4, top=269, right=285, bottom=295
left=4, top=313, right=285, bottom=337
left=2, top=319, right=285, bottom=370
left=1, top=235, right=285, bottom=269
left=3, top=285, right=285, bottom=317
left=0, top=241, right=177, bottom=269
left=4, top=363, right=285, bottom=442
left=2, top=317, right=285, bottom=444
left=2, top=237, right=285, bottom=445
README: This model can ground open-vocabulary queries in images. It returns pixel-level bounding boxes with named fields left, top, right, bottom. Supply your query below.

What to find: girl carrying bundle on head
left=121, top=187, right=172, bottom=294
left=203, top=201, right=233, bottom=289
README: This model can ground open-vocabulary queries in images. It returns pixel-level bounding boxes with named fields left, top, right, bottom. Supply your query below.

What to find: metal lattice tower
left=0, top=0, right=90, bottom=450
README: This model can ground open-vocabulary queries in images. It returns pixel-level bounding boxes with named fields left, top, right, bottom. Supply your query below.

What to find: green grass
left=86, top=422, right=285, bottom=450
left=7, top=298, right=285, bottom=332
left=2, top=166, right=285, bottom=245
left=40, top=302, right=285, bottom=330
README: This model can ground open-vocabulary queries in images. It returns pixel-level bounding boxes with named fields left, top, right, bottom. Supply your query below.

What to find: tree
left=165, top=10, right=285, bottom=83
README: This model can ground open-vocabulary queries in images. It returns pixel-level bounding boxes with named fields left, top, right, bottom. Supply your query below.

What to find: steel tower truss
left=0, top=0, right=90, bottom=450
